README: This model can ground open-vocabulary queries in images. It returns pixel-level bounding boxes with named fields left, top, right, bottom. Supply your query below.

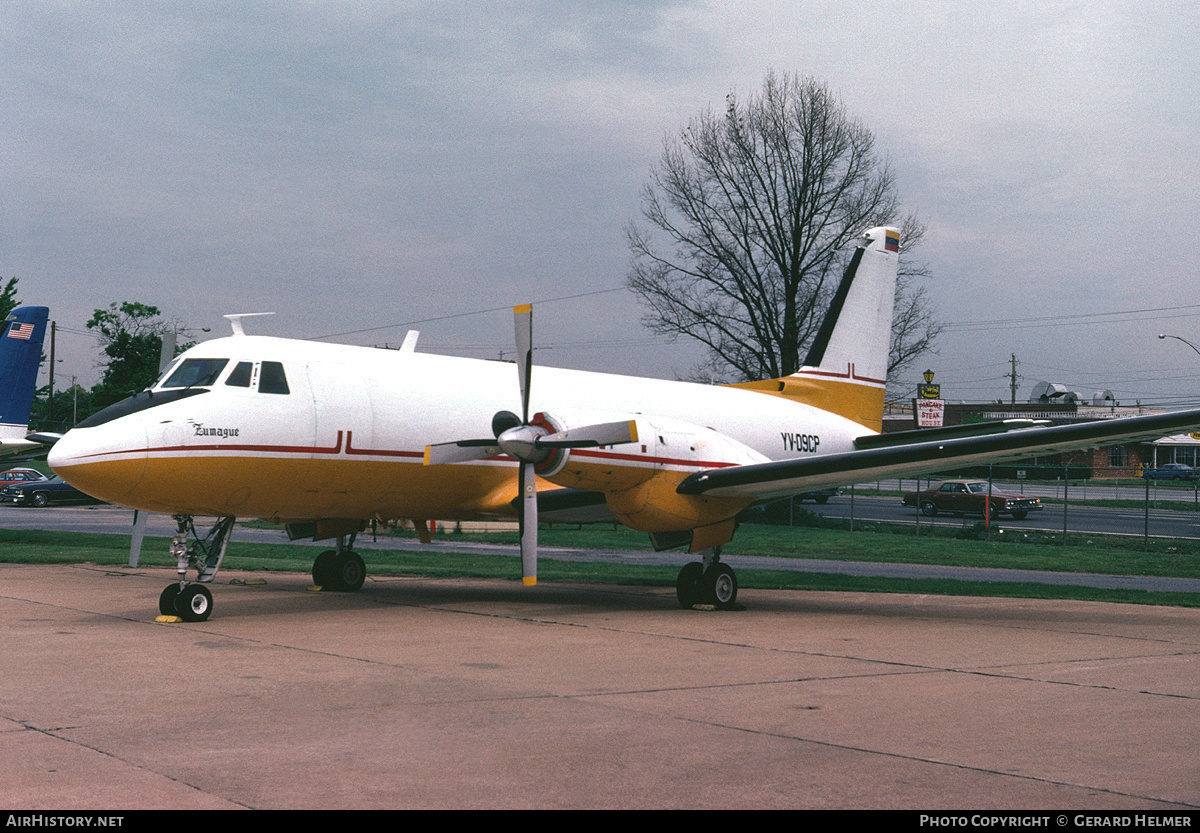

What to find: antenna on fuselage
left=224, top=312, right=276, bottom=336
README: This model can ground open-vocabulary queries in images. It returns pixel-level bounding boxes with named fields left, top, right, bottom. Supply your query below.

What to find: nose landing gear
left=157, top=516, right=235, bottom=622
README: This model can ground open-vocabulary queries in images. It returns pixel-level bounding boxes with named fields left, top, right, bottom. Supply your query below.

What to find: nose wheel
left=159, top=582, right=213, bottom=622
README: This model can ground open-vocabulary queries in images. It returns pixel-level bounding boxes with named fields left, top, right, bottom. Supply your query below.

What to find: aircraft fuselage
left=48, top=334, right=868, bottom=526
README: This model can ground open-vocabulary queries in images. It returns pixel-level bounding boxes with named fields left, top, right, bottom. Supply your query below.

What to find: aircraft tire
left=312, top=550, right=338, bottom=589
left=335, top=551, right=366, bottom=592
left=705, top=563, right=738, bottom=610
left=675, top=562, right=703, bottom=609
left=158, top=584, right=182, bottom=616
left=174, top=584, right=213, bottom=622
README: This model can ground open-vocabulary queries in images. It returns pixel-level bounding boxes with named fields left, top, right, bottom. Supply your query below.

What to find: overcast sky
left=5, top=1, right=1199, bottom=409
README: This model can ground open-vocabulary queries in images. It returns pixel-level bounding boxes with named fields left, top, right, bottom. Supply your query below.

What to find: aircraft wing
left=676, top=408, right=1200, bottom=500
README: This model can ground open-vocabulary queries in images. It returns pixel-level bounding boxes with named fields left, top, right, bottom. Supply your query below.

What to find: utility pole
left=1006, top=353, right=1021, bottom=406
left=47, top=321, right=56, bottom=423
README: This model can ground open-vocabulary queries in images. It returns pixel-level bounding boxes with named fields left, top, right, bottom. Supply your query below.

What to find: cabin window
left=225, top=362, right=253, bottom=387
left=259, top=361, right=290, bottom=394
left=162, top=358, right=229, bottom=388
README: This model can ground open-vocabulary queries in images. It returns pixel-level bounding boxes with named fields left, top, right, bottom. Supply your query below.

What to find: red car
left=902, top=479, right=1042, bottom=520
left=0, top=467, right=49, bottom=484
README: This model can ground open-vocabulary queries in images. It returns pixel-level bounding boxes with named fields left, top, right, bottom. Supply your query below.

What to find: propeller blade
left=514, top=303, right=533, bottom=424
left=519, top=461, right=538, bottom=586
left=129, top=510, right=147, bottom=567
left=424, top=440, right=499, bottom=465
left=537, top=420, right=639, bottom=450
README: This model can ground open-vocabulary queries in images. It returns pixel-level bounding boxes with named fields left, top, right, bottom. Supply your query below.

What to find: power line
left=311, top=286, right=626, bottom=341
left=943, top=303, right=1200, bottom=333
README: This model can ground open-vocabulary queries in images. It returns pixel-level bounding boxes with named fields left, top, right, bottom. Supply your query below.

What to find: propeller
left=424, top=303, right=638, bottom=586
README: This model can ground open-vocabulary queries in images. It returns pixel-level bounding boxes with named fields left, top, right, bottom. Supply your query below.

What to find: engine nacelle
left=539, top=413, right=768, bottom=537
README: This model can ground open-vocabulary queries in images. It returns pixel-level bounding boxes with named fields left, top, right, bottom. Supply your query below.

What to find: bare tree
left=627, top=72, right=940, bottom=383
left=888, top=217, right=943, bottom=380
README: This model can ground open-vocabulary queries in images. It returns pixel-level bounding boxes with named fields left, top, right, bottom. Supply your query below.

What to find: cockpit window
left=162, top=358, right=229, bottom=388
left=259, top=361, right=290, bottom=394
left=153, top=358, right=182, bottom=388
left=225, top=361, right=253, bottom=387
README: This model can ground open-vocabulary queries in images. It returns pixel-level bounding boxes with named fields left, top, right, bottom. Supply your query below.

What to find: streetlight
left=1159, top=333, right=1200, bottom=357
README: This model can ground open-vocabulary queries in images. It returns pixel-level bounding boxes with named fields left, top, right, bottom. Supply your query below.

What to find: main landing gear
left=158, top=516, right=236, bottom=622
left=311, top=533, right=366, bottom=592
left=675, top=548, right=739, bottom=610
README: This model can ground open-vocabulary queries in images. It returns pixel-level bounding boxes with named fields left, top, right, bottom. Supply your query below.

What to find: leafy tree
left=626, top=72, right=941, bottom=383
left=86, top=302, right=190, bottom=410
left=0, top=277, right=19, bottom=319
left=30, top=382, right=93, bottom=433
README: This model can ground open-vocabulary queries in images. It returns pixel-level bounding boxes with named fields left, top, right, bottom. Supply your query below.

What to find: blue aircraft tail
left=0, top=306, right=49, bottom=431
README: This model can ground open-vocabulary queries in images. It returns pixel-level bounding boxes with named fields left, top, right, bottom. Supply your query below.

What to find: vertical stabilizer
left=801, top=226, right=899, bottom=385
left=0, top=306, right=49, bottom=439
left=728, top=227, right=900, bottom=432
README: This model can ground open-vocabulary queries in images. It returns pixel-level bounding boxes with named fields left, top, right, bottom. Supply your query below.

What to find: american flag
left=7, top=322, right=34, bottom=340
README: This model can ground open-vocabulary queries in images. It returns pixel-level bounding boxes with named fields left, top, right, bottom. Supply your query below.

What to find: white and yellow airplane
left=47, top=228, right=1200, bottom=621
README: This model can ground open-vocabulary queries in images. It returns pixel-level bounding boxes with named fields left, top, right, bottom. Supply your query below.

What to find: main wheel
left=920, top=501, right=937, bottom=517
left=312, top=550, right=338, bottom=589
left=158, top=583, right=182, bottom=615
left=675, top=562, right=703, bottom=609
left=704, top=563, right=738, bottom=609
left=334, top=551, right=366, bottom=592
left=174, top=584, right=213, bottom=622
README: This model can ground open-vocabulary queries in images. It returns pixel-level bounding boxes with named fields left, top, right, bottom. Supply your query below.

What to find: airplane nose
left=49, top=423, right=149, bottom=507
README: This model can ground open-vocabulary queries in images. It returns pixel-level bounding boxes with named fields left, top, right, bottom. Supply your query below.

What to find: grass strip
left=3, top=526, right=1198, bottom=608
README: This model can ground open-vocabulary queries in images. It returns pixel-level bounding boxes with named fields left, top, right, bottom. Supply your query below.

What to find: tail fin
left=729, top=227, right=900, bottom=433
left=0, top=306, right=50, bottom=440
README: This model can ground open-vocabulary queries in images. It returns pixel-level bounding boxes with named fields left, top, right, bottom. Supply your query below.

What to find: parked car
left=902, top=479, right=1043, bottom=520
left=0, top=475, right=104, bottom=507
left=1142, top=463, right=1199, bottom=481
left=0, top=467, right=49, bottom=484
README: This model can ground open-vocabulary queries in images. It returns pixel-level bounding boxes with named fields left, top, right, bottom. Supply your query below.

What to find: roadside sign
left=915, top=398, right=944, bottom=428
